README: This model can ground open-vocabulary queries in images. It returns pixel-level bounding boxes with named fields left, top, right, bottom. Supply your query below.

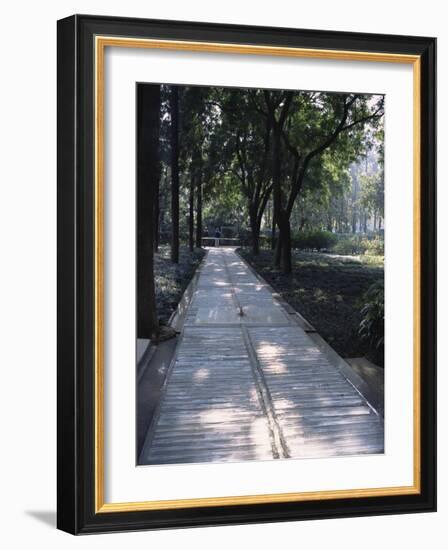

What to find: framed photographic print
left=57, top=14, right=436, bottom=534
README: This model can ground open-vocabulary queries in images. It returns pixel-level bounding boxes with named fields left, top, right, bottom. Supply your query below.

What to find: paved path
left=140, top=248, right=383, bottom=465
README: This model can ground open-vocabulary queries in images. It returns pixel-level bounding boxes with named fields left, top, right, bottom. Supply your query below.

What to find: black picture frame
left=57, top=14, right=436, bottom=535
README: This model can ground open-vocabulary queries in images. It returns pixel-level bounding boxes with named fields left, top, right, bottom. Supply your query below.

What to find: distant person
left=214, top=227, right=221, bottom=247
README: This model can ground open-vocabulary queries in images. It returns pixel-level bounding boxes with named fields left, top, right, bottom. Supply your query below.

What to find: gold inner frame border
left=94, top=35, right=421, bottom=513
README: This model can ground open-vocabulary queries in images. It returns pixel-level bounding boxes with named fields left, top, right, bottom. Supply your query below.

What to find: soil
left=238, top=248, right=384, bottom=361
left=154, top=246, right=206, bottom=325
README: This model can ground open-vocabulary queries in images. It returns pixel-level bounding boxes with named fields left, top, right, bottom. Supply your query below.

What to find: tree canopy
left=155, top=84, right=384, bottom=272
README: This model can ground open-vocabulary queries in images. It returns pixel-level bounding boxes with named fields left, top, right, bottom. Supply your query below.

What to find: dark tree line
left=137, top=84, right=160, bottom=340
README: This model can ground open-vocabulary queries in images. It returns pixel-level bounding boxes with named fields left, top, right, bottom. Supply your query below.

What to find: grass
left=238, top=248, right=384, bottom=361
left=154, top=245, right=205, bottom=324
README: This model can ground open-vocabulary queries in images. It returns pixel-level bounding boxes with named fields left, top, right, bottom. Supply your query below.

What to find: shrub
left=359, top=280, right=384, bottom=365
left=360, top=254, right=384, bottom=266
left=292, top=230, right=337, bottom=251
left=332, top=235, right=384, bottom=256
left=363, top=236, right=384, bottom=256
left=332, top=236, right=363, bottom=255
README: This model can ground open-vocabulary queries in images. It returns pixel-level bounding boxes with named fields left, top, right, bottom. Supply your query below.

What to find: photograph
left=136, top=83, right=386, bottom=466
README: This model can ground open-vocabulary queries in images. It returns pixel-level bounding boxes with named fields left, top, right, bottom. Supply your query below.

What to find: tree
left=195, top=149, right=203, bottom=248
left=262, top=90, right=294, bottom=270
left=153, top=155, right=161, bottom=252
left=202, top=172, right=246, bottom=229
left=223, top=90, right=273, bottom=255
left=360, top=172, right=384, bottom=230
left=137, top=84, right=160, bottom=340
left=170, top=86, right=180, bottom=263
left=261, top=91, right=384, bottom=272
left=178, top=87, right=211, bottom=249
left=188, top=167, right=195, bottom=251
left=155, top=85, right=384, bottom=268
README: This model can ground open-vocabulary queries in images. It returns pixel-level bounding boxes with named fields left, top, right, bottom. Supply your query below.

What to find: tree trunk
left=195, top=177, right=203, bottom=248
left=274, top=229, right=282, bottom=267
left=153, top=163, right=160, bottom=252
left=271, top=124, right=285, bottom=269
left=188, top=170, right=195, bottom=252
left=170, top=86, right=179, bottom=263
left=252, top=231, right=260, bottom=255
left=137, top=84, right=160, bottom=340
left=249, top=207, right=260, bottom=255
left=278, top=215, right=292, bottom=274
left=271, top=123, right=292, bottom=273
left=271, top=208, right=276, bottom=250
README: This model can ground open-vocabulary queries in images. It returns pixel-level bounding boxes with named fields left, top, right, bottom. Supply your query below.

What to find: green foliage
left=158, top=84, right=385, bottom=265
left=203, top=172, right=246, bottom=227
left=292, top=230, right=337, bottom=251
left=359, top=281, right=384, bottom=365
left=332, top=236, right=361, bottom=255
left=359, top=254, right=384, bottom=267
left=332, top=235, right=384, bottom=256
left=363, top=236, right=384, bottom=255
left=360, top=172, right=384, bottom=219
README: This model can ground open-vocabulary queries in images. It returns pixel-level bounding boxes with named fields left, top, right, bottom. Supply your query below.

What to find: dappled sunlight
left=254, top=340, right=288, bottom=358
left=234, top=283, right=266, bottom=294
left=258, top=343, right=281, bottom=356
left=288, top=427, right=384, bottom=459
left=195, top=307, right=239, bottom=324
left=198, top=406, right=251, bottom=425
left=142, top=249, right=383, bottom=466
left=313, top=288, right=327, bottom=302
left=202, top=268, right=224, bottom=273
left=193, top=368, right=210, bottom=382
left=249, top=417, right=276, bottom=455
left=274, top=397, right=298, bottom=410
left=264, top=362, right=289, bottom=374
left=248, top=324, right=383, bottom=459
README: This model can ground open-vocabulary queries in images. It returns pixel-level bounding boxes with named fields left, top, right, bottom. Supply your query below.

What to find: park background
left=0, top=1, right=445, bottom=549
left=138, top=84, right=385, bottom=365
